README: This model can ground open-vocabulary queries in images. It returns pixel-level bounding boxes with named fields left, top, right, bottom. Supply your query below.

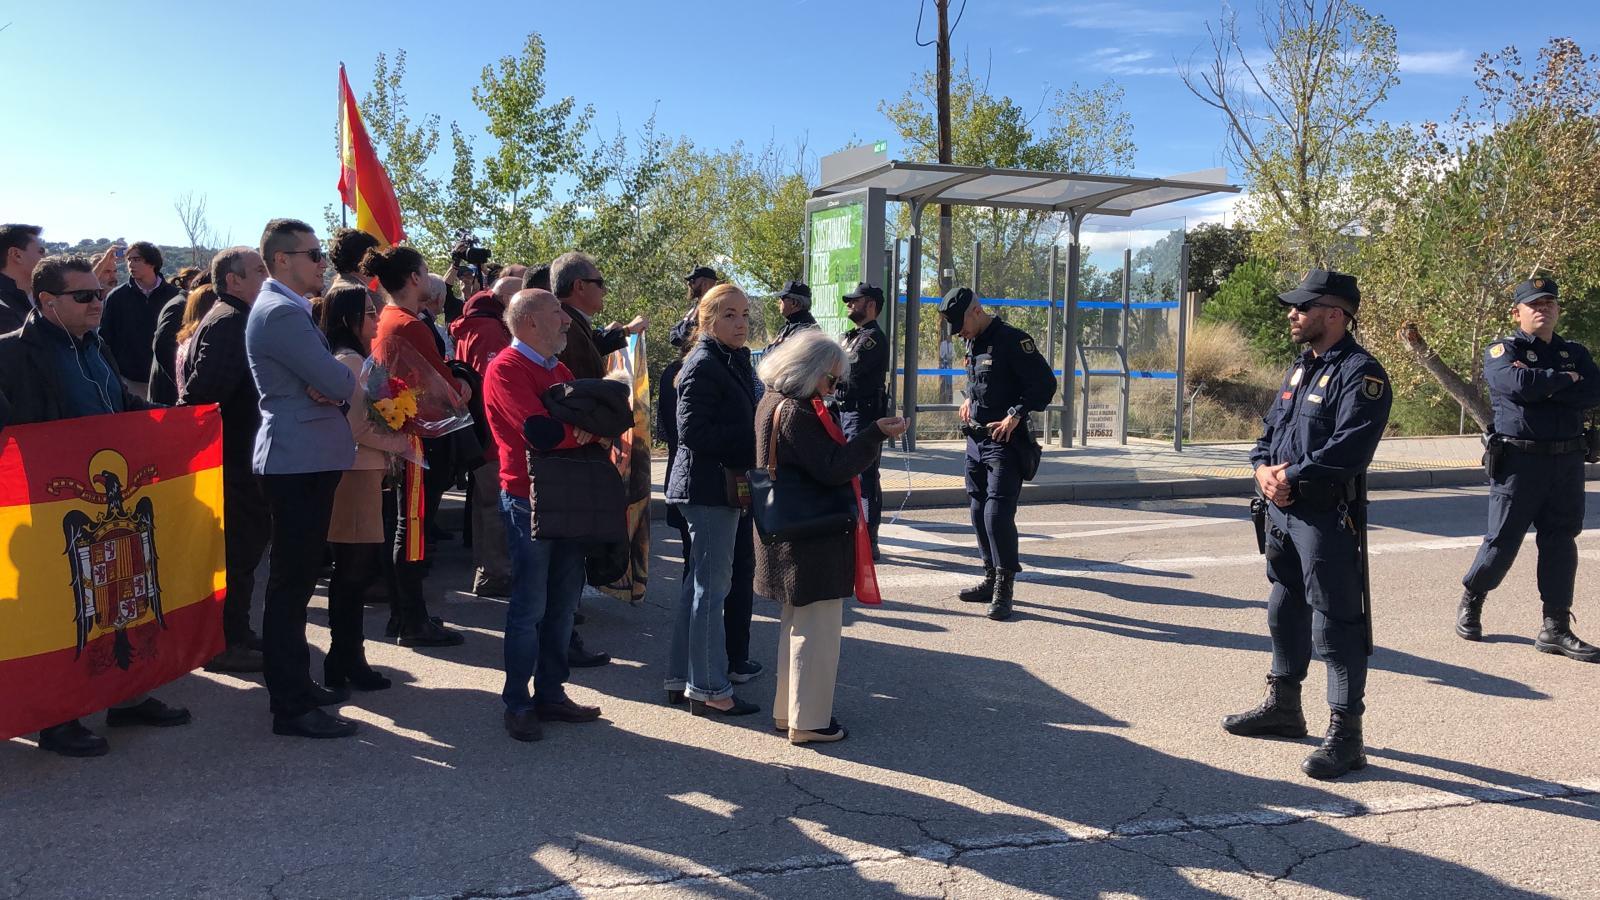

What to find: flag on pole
left=338, top=63, right=406, bottom=247
left=0, top=406, right=227, bottom=740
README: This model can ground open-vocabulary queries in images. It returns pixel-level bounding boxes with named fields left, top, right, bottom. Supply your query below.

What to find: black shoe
left=728, top=659, right=764, bottom=684
left=987, top=570, right=1016, bottom=621
left=243, top=631, right=266, bottom=653
left=666, top=689, right=686, bottom=705
left=1222, top=676, right=1308, bottom=738
left=306, top=683, right=350, bottom=707
left=534, top=697, right=603, bottom=722
left=1302, top=711, right=1367, bottom=780
left=689, top=695, right=760, bottom=717
left=273, top=708, right=358, bottom=739
left=204, top=644, right=264, bottom=673
left=473, top=575, right=511, bottom=599
left=386, top=614, right=443, bottom=638
left=105, top=697, right=192, bottom=728
left=505, top=709, right=543, bottom=742
left=1535, top=614, right=1600, bottom=662
left=397, top=617, right=464, bottom=648
left=958, top=567, right=996, bottom=603
left=1457, top=589, right=1486, bottom=641
left=568, top=631, right=610, bottom=668
left=37, top=720, right=109, bottom=757
left=325, top=652, right=393, bottom=692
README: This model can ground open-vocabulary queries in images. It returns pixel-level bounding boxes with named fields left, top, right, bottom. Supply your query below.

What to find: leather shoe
left=273, top=708, right=358, bottom=739
left=105, top=698, right=191, bottom=728
left=204, top=644, right=264, bottom=673
left=397, top=617, right=464, bottom=647
left=306, top=683, right=350, bottom=707
left=568, top=632, right=610, bottom=667
left=689, top=695, right=760, bottom=717
left=385, top=614, right=443, bottom=638
left=473, top=574, right=511, bottom=599
left=790, top=722, right=849, bottom=745
left=38, top=720, right=109, bottom=757
left=535, top=697, right=602, bottom=723
left=504, top=709, right=543, bottom=742
left=666, top=689, right=686, bottom=705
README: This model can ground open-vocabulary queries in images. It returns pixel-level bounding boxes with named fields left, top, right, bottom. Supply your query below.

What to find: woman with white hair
left=754, top=329, right=907, bottom=744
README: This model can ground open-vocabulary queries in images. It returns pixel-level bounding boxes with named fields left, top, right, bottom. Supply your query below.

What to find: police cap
left=1277, top=269, right=1361, bottom=312
left=684, top=265, right=717, bottom=283
left=1513, top=276, right=1559, bottom=305
left=938, top=287, right=975, bottom=327
left=778, top=280, right=811, bottom=302
left=843, top=282, right=884, bottom=305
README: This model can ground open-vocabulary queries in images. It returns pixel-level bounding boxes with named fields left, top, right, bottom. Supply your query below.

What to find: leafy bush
left=1200, top=258, right=1296, bottom=365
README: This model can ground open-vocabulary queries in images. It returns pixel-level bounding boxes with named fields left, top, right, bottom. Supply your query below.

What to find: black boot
left=1302, top=711, right=1367, bottom=780
left=325, top=648, right=393, bottom=691
left=986, top=570, right=1015, bottom=621
left=1221, top=676, right=1307, bottom=738
left=1456, top=589, right=1485, bottom=641
left=958, top=567, right=996, bottom=603
left=1535, top=614, right=1600, bottom=663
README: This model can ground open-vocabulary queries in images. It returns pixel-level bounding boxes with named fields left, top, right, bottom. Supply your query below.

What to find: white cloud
left=1398, top=49, right=1471, bottom=76
left=1021, top=2, right=1191, bottom=36
left=1088, top=46, right=1179, bottom=77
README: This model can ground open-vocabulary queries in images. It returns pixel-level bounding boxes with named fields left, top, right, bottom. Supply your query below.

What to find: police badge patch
left=1490, top=344, right=1506, bottom=359
left=1020, top=338, right=1037, bottom=355
left=1361, top=375, right=1386, bottom=400
left=1527, top=350, right=1539, bottom=363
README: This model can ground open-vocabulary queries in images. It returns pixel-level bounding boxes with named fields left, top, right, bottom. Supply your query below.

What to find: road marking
left=880, top=516, right=1237, bottom=547
left=470, top=777, right=1600, bottom=897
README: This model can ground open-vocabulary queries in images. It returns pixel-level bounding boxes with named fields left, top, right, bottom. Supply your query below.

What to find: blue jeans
left=499, top=492, right=585, bottom=713
left=668, top=504, right=740, bottom=701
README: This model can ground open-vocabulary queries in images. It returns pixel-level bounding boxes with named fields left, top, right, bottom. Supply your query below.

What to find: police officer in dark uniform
left=767, top=280, right=817, bottom=351
left=1223, top=270, right=1391, bottom=780
left=1457, top=276, right=1600, bottom=662
left=837, top=283, right=891, bottom=557
left=939, top=287, right=1057, bottom=621
left=668, top=265, right=719, bottom=350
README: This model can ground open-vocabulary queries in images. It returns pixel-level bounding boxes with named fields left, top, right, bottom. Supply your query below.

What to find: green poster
left=807, top=202, right=863, bottom=339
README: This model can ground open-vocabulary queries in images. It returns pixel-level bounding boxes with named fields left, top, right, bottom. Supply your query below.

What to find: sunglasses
left=822, top=373, right=839, bottom=388
left=283, top=247, right=326, bottom=263
left=581, top=277, right=607, bottom=290
left=1291, top=300, right=1342, bottom=315
left=47, top=288, right=105, bottom=304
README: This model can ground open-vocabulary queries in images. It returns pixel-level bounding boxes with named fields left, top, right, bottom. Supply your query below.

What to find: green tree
left=1200, top=258, right=1295, bottom=364
left=1187, top=221, right=1253, bottom=299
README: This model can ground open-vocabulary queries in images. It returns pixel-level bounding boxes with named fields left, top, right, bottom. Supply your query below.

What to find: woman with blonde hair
left=171, top=285, right=218, bottom=397
left=754, top=330, right=905, bottom=744
left=664, top=283, right=761, bottom=718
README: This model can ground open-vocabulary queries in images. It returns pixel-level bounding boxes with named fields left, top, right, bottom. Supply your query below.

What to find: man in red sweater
left=482, top=288, right=604, bottom=742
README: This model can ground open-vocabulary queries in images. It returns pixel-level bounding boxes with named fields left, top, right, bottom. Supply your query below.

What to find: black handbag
left=747, top=400, right=858, bottom=545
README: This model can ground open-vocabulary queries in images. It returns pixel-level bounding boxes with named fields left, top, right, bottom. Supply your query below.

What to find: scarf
left=810, top=395, right=881, bottom=605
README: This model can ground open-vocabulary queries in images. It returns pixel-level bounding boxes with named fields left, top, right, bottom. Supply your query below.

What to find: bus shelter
left=806, top=152, right=1238, bottom=450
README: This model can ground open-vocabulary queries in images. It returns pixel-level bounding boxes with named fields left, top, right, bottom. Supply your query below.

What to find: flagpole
left=338, top=63, right=348, bottom=229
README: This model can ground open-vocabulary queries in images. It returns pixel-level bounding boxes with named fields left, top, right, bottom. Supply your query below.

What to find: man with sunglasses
left=0, top=254, right=192, bottom=757
left=1457, top=277, right=1600, bottom=663
left=837, top=283, right=891, bottom=558
left=100, top=241, right=182, bottom=401
left=1224, top=270, right=1391, bottom=780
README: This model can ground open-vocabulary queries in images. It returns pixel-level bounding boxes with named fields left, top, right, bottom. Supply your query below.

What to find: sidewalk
left=649, top=434, right=1550, bottom=515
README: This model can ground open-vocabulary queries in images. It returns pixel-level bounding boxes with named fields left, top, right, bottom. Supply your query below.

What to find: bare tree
left=173, top=191, right=212, bottom=266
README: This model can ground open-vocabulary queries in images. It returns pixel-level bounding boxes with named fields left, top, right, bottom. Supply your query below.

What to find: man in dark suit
left=244, top=219, right=359, bottom=740
left=0, top=224, right=47, bottom=333
left=549, top=251, right=648, bottom=668
left=182, top=246, right=272, bottom=673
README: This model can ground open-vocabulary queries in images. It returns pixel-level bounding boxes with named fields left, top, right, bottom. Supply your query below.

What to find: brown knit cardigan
left=753, top=391, right=886, bottom=606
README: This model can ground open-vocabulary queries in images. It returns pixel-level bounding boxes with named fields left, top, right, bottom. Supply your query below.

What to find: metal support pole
left=1060, top=212, right=1082, bottom=448
left=971, top=239, right=982, bottom=293
left=1045, top=244, right=1059, bottom=444
left=1118, top=247, right=1132, bottom=445
left=1175, top=242, right=1190, bottom=451
left=887, top=239, right=902, bottom=417
left=902, top=202, right=925, bottom=451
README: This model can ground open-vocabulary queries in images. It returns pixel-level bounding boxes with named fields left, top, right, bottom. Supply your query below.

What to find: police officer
left=668, top=265, right=719, bottom=349
left=1223, top=270, right=1391, bottom=781
left=1457, top=276, right=1600, bottom=662
left=767, top=280, right=817, bottom=351
left=837, top=283, right=891, bottom=557
left=939, top=287, right=1057, bottom=621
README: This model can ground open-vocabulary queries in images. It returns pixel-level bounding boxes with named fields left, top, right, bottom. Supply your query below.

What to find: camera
left=451, top=228, right=491, bottom=267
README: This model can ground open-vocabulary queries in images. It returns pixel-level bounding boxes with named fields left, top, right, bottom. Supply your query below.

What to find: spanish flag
left=338, top=63, right=407, bottom=247
left=0, top=406, right=226, bottom=740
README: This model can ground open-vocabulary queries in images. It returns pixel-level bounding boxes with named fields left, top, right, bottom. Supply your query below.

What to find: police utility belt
left=1291, top=478, right=1359, bottom=510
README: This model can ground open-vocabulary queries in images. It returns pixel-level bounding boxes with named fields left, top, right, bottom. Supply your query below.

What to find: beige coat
left=337, top=349, right=412, bottom=469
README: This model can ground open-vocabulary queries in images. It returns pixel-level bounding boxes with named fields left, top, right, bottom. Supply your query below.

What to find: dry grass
left=1183, top=321, right=1252, bottom=387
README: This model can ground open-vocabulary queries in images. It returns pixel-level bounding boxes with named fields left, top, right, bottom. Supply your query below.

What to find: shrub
left=1200, top=258, right=1295, bottom=364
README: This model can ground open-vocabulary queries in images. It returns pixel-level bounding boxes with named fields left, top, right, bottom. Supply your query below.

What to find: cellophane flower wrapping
left=362, top=335, right=474, bottom=444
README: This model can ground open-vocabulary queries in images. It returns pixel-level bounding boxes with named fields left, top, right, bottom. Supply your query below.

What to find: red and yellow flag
left=338, top=63, right=406, bottom=247
left=0, top=406, right=226, bottom=739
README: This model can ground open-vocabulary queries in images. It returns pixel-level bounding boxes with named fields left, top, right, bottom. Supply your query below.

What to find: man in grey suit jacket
left=245, top=218, right=359, bottom=740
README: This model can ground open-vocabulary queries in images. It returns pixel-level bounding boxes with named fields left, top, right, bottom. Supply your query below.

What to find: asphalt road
left=3, top=485, right=1598, bottom=899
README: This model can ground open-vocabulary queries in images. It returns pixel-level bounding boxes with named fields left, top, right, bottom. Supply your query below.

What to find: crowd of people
left=0, top=219, right=900, bottom=755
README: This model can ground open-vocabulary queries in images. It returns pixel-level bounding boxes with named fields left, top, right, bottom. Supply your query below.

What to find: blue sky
left=2, top=0, right=1595, bottom=248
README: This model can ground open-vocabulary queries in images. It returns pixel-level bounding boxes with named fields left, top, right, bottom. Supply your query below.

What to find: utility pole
left=934, top=0, right=955, bottom=403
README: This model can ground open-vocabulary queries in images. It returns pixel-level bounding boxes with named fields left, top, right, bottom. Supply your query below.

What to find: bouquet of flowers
left=360, top=336, right=474, bottom=448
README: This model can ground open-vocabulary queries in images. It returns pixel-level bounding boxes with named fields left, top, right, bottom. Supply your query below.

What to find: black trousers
left=840, top=410, right=883, bottom=541
left=1264, top=501, right=1368, bottom=716
left=1463, top=449, right=1585, bottom=617
left=678, top=516, right=756, bottom=667
left=383, top=486, right=431, bottom=626
left=221, top=464, right=271, bottom=646
left=328, top=542, right=381, bottom=663
left=260, top=470, right=341, bottom=718
left=965, top=436, right=1023, bottom=572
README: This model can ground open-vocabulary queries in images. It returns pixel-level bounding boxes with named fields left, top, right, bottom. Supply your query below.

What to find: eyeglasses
left=283, top=248, right=326, bottom=263
left=822, top=373, right=839, bottom=388
left=364, top=307, right=379, bottom=318
left=45, top=288, right=105, bottom=304
left=1291, top=300, right=1340, bottom=315
left=581, top=277, right=607, bottom=290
